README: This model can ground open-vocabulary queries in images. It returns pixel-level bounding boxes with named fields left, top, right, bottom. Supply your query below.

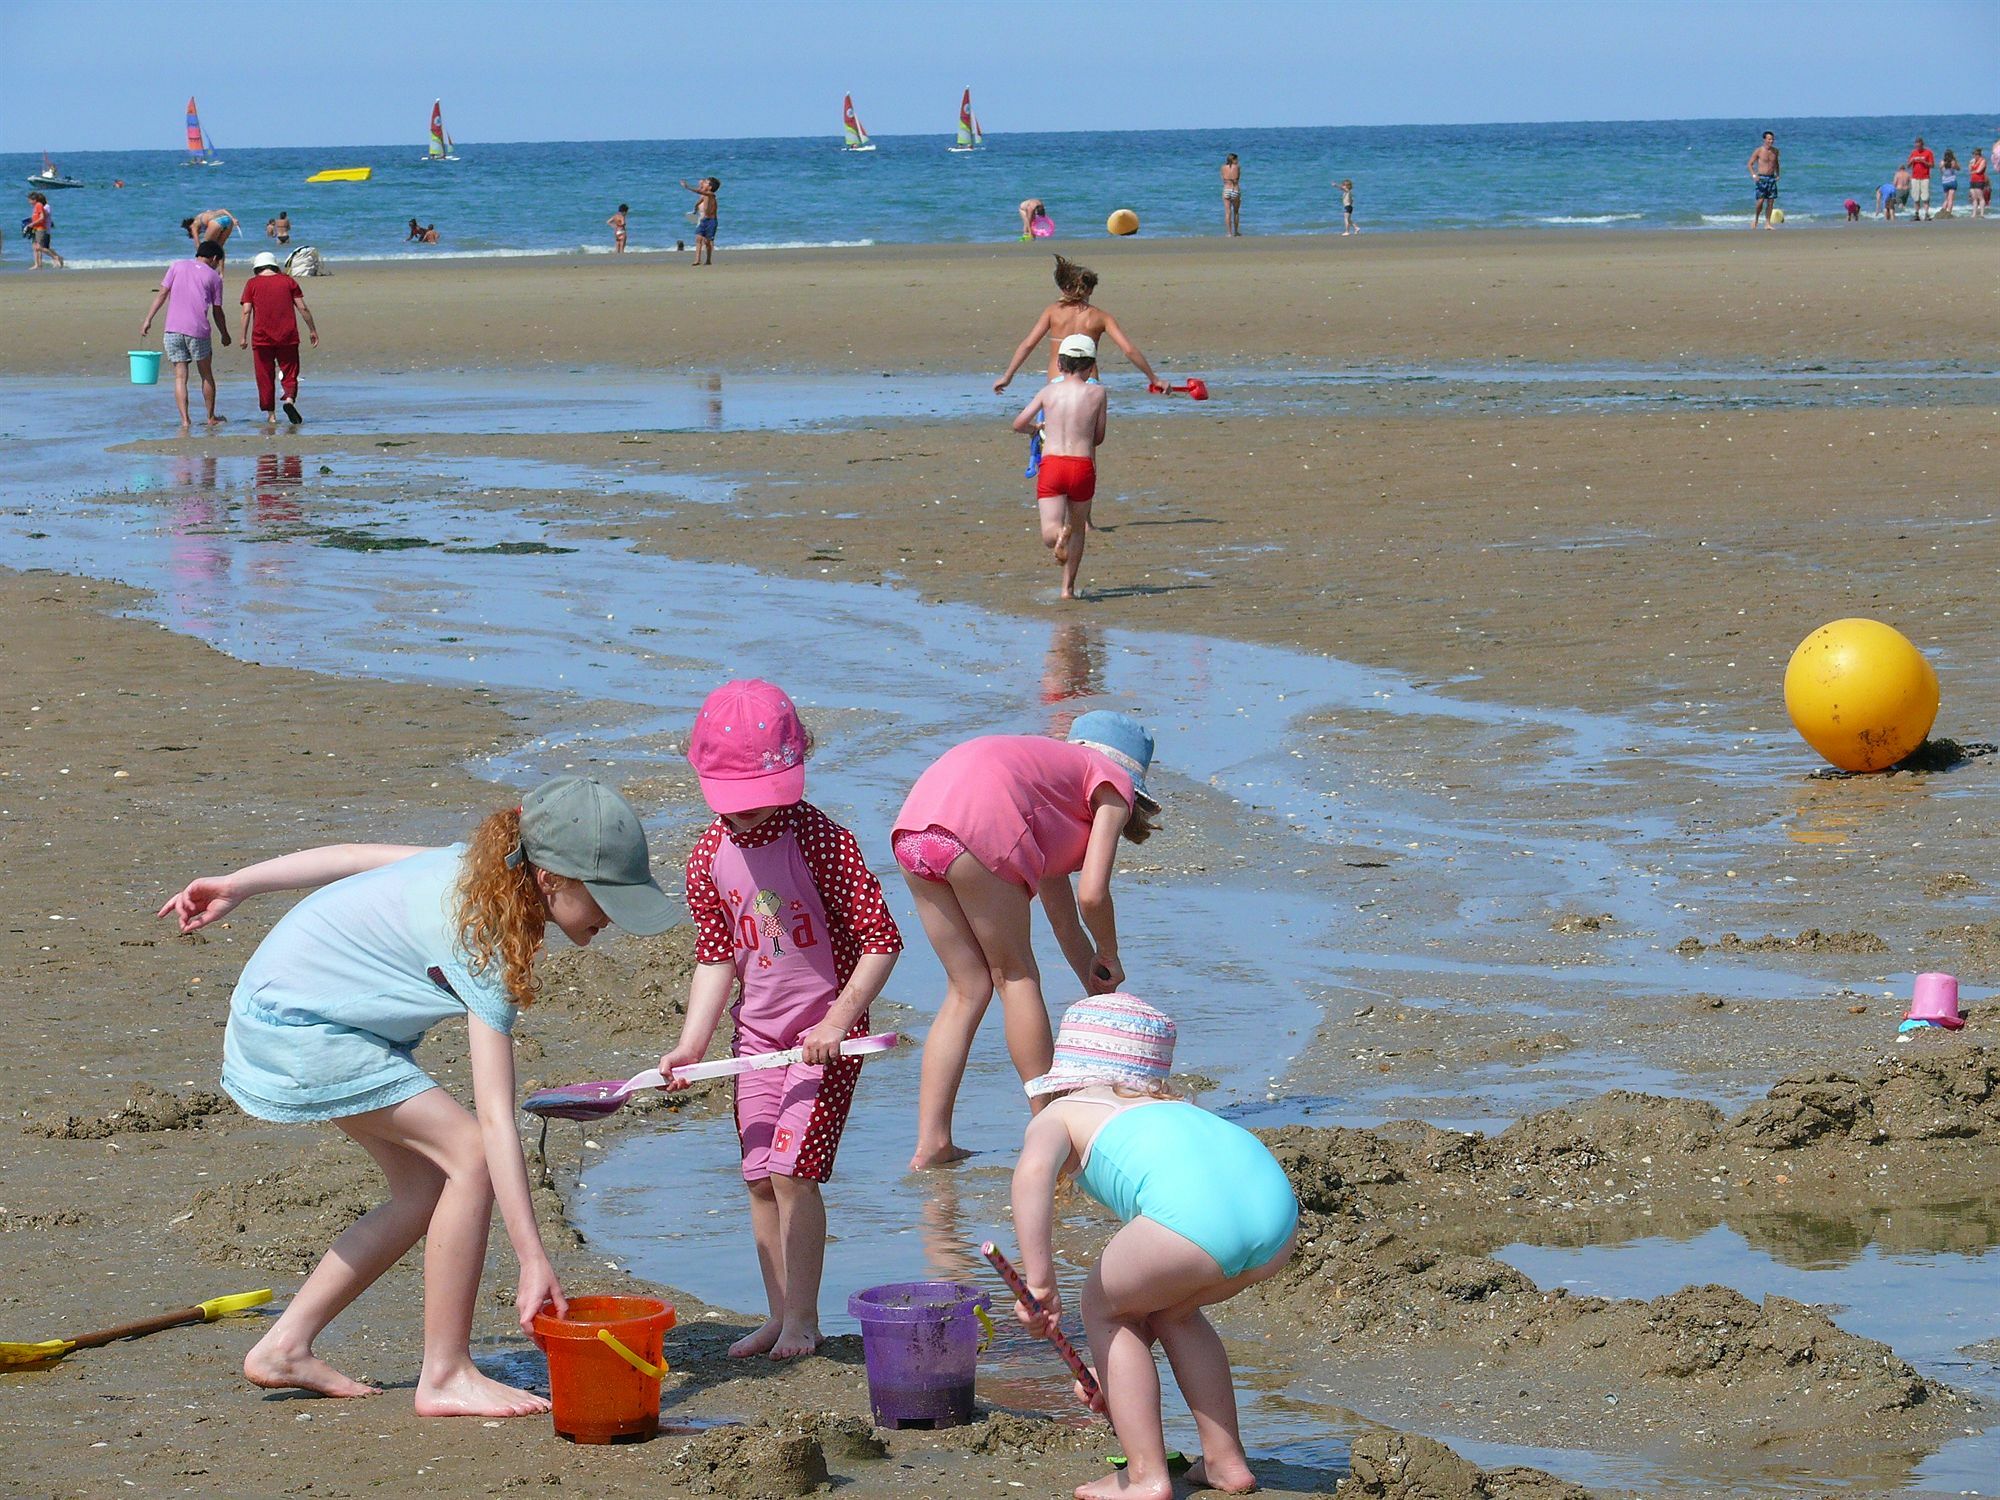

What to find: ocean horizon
left=13, top=114, right=1995, bottom=270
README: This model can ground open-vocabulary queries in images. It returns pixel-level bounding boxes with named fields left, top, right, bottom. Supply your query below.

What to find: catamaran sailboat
left=27, top=153, right=83, bottom=189
left=949, top=89, right=983, bottom=152
left=184, top=98, right=222, bottom=166
left=842, top=94, right=875, bottom=152
left=422, top=100, right=459, bottom=162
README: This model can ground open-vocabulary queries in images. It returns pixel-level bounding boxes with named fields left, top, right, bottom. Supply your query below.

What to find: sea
left=9, top=114, right=1994, bottom=270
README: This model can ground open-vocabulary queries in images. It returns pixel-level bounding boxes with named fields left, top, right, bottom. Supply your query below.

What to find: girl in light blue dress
left=1007, top=995, right=1298, bottom=1500
left=159, top=776, right=674, bottom=1416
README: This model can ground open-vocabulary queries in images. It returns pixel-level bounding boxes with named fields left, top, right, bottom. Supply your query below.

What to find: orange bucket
left=531, top=1295, right=676, bottom=1443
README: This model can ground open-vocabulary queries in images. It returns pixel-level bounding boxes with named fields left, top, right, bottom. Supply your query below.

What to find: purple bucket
left=846, top=1281, right=990, bottom=1429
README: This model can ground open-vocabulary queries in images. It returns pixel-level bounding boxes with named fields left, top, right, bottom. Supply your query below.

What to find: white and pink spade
left=524, top=1033, right=900, bottom=1121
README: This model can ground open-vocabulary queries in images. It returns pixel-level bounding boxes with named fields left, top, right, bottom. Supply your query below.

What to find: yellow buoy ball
left=1106, top=208, right=1140, bottom=236
left=1770, top=207, right=1786, bottom=225
left=1783, top=618, right=1938, bottom=772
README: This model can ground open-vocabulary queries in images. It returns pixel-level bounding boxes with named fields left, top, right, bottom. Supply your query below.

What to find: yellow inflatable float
left=1106, top=208, right=1139, bottom=236
left=1783, top=618, right=1938, bottom=772
left=305, top=167, right=372, bottom=184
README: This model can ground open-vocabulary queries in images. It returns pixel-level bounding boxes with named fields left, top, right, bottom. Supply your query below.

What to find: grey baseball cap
left=514, top=776, right=675, bottom=935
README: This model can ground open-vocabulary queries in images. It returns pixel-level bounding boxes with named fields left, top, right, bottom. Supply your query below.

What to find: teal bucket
left=128, top=350, right=162, bottom=385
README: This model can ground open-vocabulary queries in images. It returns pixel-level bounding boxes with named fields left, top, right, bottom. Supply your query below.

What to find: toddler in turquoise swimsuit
left=1008, top=994, right=1297, bottom=1500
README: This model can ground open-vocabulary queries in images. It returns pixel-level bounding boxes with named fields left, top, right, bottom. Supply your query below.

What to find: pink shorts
left=892, top=824, right=968, bottom=884
left=735, top=1015, right=869, bottom=1183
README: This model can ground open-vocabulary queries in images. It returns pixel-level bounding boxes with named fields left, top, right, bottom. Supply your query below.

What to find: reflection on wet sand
left=1040, top=617, right=1104, bottom=736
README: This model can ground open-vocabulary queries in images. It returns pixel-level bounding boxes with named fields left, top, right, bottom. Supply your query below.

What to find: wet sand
left=4, top=227, right=2000, bottom=1498
left=4, top=228, right=1999, bottom=377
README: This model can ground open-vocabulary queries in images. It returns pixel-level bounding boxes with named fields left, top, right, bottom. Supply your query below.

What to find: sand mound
left=181, top=1138, right=382, bottom=1273
left=28, top=1084, right=233, bottom=1139
left=1675, top=928, right=1889, bottom=956
left=1336, top=1430, right=1595, bottom=1500
left=663, top=1422, right=829, bottom=1497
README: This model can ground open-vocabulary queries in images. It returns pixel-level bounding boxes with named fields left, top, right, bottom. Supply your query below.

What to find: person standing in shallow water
left=1747, top=131, right=1780, bottom=229
left=1221, top=153, right=1242, bottom=235
left=891, top=711, right=1161, bottom=1168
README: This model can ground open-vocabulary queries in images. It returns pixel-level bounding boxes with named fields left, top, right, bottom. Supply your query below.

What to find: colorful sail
left=185, top=97, right=206, bottom=160
left=429, top=100, right=448, bottom=159
left=842, top=94, right=870, bottom=149
left=956, top=89, right=974, bottom=148
left=971, top=110, right=983, bottom=147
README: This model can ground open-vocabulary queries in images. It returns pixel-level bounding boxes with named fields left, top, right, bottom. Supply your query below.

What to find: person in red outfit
left=1907, top=136, right=1937, bottom=221
left=238, top=250, right=318, bottom=425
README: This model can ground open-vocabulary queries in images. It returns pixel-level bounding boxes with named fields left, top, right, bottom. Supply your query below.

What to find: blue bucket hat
left=1067, top=710, right=1158, bottom=808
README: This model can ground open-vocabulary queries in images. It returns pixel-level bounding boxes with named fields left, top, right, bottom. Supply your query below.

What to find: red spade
left=1149, top=378, right=1210, bottom=400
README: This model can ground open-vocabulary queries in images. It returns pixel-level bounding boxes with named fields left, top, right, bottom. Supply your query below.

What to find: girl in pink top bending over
left=891, top=711, right=1160, bottom=1168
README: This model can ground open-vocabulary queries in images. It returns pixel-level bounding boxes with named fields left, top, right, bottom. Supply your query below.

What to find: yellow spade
left=0, top=1289, right=272, bottom=1368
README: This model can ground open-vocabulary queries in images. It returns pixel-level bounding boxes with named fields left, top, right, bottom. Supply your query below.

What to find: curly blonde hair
left=456, top=806, right=550, bottom=1008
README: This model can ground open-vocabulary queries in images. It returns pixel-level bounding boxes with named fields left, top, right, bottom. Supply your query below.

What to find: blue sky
left=5, top=0, right=1991, bottom=151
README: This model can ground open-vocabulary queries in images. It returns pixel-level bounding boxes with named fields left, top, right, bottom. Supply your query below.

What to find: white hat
left=1057, top=334, right=1097, bottom=360
left=251, top=251, right=281, bottom=273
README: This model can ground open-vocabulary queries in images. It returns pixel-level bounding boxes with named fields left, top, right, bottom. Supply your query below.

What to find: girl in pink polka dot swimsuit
left=659, top=679, right=902, bottom=1361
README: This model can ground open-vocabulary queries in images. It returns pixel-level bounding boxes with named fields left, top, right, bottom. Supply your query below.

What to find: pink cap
left=688, top=679, right=807, bottom=815
left=1906, top=972, right=1963, bottom=1029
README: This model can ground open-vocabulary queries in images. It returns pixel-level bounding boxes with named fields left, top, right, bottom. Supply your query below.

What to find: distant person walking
left=607, top=203, right=628, bottom=252
left=25, top=192, right=63, bottom=269
left=182, top=208, right=237, bottom=248
left=1221, top=153, right=1242, bottom=236
left=680, top=177, right=719, bottom=265
left=1937, top=151, right=1959, bottom=216
left=1907, top=137, right=1935, bottom=221
left=1970, top=148, right=1990, bottom=217
left=1747, top=131, right=1781, bottom=229
left=266, top=211, right=291, bottom=246
left=1338, top=179, right=1357, bottom=235
left=139, top=240, right=231, bottom=429
left=239, top=250, right=318, bottom=427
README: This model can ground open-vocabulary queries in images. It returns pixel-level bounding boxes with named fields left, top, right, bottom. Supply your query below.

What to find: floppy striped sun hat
left=1024, top=994, right=1177, bottom=1098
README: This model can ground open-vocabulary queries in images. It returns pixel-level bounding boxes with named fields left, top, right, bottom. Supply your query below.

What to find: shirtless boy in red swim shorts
left=1012, top=334, right=1108, bottom=600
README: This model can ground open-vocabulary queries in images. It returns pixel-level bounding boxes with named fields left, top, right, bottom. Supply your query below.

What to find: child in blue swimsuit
left=1008, top=994, right=1297, bottom=1500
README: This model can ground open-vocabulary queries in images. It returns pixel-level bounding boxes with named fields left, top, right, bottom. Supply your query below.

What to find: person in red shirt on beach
left=1907, top=137, right=1936, bottom=221
left=239, top=250, right=318, bottom=425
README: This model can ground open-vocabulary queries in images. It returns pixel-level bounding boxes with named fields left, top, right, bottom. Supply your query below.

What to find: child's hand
left=515, top=1260, right=568, bottom=1332
left=1074, top=1372, right=1107, bottom=1414
left=798, top=1019, right=849, bottom=1065
left=157, top=877, right=241, bottom=933
left=992, top=376, right=1011, bottom=394
left=658, top=1038, right=707, bottom=1091
left=1014, top=1287, right=1061, bottom=1338
left=1087, top=952, right=1124, bottom=994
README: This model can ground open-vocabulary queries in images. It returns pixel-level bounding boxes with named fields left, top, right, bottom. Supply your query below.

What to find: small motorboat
left=27, top=153, right=82, bottom=190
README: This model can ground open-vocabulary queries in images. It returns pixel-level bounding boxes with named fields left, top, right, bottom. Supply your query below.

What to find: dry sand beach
left=3, top=229, right=1999, bottom=1499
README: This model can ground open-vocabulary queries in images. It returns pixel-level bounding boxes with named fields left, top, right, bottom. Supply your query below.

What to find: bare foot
left=413, top=1365, right=550, bottom=1417
left=1053, top=524, right=1071, bottom=565
left=729, top=1318, right=783, bottom=1358
left=1186, top=1455, right=1258, bottom=1493
left=767, top=1323, right=822, bottom=1361
left=244, top=1342, right=379, bottom=1399
left=207, top=414, right=229, bottom=426
left=909, top=1140, right=974, bottom=1170
left=1076, top=1472, right=1172, bottom=1500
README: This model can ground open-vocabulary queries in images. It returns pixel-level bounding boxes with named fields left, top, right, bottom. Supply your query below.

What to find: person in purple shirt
left=139, top=241, right=232, bottom=428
